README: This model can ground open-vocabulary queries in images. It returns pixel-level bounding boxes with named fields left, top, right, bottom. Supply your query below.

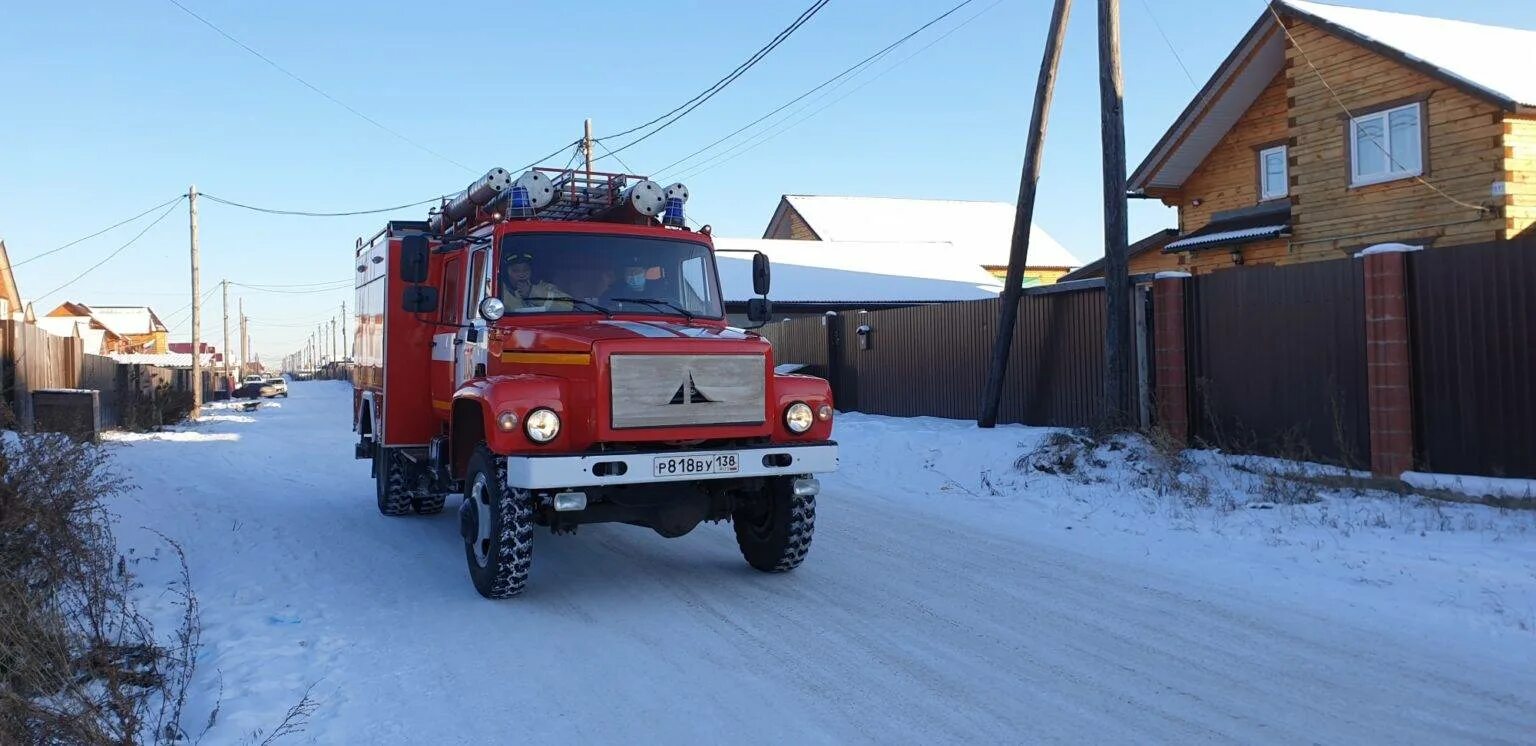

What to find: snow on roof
left=1283, top=0, right=1536, bottom=108
left=714, top=238, right=1002, bottom=304
left=108, top=352, right=215, bottom=368
left=779, top=196, right=1081, bottom=269
left=86, top=305, right=167, bottom=335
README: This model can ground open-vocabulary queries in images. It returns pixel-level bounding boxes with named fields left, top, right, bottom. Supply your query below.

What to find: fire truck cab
left=352, top=167, right=837, bottom=599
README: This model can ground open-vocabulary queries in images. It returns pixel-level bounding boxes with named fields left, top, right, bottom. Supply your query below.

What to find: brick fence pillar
left=1152, top=274, right=1191, bottom=444
left=1361, top=248, right=1416, bottom=477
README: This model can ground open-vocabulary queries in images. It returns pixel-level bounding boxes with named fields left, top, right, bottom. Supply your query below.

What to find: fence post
left=1151, top=273, right=1191, bottom=444
left=1360, top=245, right=1418, bottom=477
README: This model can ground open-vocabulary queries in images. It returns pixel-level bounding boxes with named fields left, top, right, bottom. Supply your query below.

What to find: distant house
left=46, top=303, right=170, bottom=353
left=34, top=311, right=135, bottom=354
left=1125, top=0, right=1536, bottom=275
left=714, top=237, right=1002, bottom=326
left=761, top=195, right=1082, bottom=285
left=168, top=342, right=224, bottom=365
left=0, top=239, right=21, bottom=318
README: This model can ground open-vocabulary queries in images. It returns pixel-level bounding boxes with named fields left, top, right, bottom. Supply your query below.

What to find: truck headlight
left=524, top=408, right=561, bottom=443
left=784, top=402, right=814, bottom=433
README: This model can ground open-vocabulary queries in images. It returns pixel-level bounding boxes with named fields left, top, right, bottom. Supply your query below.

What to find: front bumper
left=504, top=442, right=838, bottom=490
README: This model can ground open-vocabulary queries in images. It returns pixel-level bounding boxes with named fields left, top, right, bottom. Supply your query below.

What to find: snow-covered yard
left=103, top=381, right=1536, bottom=743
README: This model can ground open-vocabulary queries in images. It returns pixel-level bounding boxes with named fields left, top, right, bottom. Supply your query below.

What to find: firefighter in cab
left=502, top=251, right=566, bottom=311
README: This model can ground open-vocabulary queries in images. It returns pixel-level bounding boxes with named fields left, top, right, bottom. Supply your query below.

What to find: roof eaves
left=1276, top=0, right=1521, bottom=112
left=1129, top=12, right=1279, bottom=190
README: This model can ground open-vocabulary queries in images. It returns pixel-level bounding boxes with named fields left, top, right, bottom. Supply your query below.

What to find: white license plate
left=653, top=452, right=740, bottom=478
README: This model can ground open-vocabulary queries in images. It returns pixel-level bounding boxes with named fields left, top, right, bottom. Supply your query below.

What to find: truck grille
left=610, top=354, right=765, bottom=429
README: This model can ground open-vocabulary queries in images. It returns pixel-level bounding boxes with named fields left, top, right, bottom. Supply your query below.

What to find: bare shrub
left=0, top=427, right=198, bottom=743
left=1015, top=431, right=1108, bottom=483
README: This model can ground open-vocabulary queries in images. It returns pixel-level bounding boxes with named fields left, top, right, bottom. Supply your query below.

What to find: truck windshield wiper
left=540, top=297, right=613, bottom=317
left=609, top=297, right=694, bottom=321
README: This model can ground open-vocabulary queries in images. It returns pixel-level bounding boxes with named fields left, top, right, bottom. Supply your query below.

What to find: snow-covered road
left=108, top=382, right=1536, bottom=743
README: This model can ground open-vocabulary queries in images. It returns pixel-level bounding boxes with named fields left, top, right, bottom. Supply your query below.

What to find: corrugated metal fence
left=1409, top=237, right=1536, bottom=478
left=761, top=282, right=1110, bottom=428
left=1188, top=259, right=1371, bottom=467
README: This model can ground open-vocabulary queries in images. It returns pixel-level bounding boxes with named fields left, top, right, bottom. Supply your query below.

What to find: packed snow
left=98, top=382, right=1535, bottom=743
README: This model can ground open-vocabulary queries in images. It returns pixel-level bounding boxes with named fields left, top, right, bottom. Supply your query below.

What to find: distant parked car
left=236, top=374, right=277, bottom=399
left=266, top=377, right=289, bottom=398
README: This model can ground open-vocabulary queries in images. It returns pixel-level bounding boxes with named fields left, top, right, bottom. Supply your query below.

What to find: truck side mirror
left=403, top=285, right=439, bottom=313
left=752, top=253, right=771, bottom=296
left=746, top=297, right=773, bottom=326
left=401, top=235, right=430, bottom=283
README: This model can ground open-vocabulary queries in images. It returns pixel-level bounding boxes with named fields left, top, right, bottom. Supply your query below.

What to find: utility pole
left=188, top=185, right=202, bottom=420
left=238, top=298, right=248, bottom=377
left=1099, top=0, right=1132, bottom=428
left=340, top=301, right=347, bottom=361
left=979, top=0, right=1073, bottom=428
left=583, top=118, right=594, bottom=178
left=221, top=279, right=231, bottom=395
left=330, top=317, right=338, bottom=365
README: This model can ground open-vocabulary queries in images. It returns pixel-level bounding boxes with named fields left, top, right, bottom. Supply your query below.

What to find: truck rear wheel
left=732, top=477, right=816, bottom=573
left=460, top=444, right=534, bottom=599
left=375, top=446, right=414, bottom=517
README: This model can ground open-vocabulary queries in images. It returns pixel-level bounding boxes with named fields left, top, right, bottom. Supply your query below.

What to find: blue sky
left=3, top=0, right=1532, bottom=359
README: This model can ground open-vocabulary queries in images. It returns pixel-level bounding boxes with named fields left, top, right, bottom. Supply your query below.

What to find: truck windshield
left=498, top=233, right=723, bottom=319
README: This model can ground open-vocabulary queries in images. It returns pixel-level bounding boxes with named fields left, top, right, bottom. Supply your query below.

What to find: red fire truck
left=352, top=166, right=837, bottom=599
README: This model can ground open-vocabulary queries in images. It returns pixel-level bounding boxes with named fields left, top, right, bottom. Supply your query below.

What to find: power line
left=34, top=197, right=186, bottom=303
left=1136, top=0, right=1197, bottom=89
left=1262, top=3, right=1486, bottom=214
left=594, top=140, right=640, bottom=178
left=597, top=0, right=830, bottom=144
left=163, top=0, right=474, bottom=173
left=233, top=279, right=352, bottom=289
left=7, top=195, right=185, bottom=270
left=654, top=0, right=980, bottom=180
left=230, top=282, right=351, bottom=295
left=669, top=0, right=1000, bottom=184
left=200, top=192, right=446, bottom=217
left=162, top=284, right=223, bottom=328
left=593, top=0, right=831, bottom=163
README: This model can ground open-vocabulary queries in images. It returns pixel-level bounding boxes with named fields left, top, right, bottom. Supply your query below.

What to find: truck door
left=429, top=254, right=464, bottom=412
left=459, top=246, right=492, bottom=385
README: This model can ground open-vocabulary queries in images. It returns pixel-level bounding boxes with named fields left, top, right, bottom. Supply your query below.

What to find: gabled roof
left=1131, top=0, right=1536, bottom=192
left=713, top=238, right=1002, bottom=304
left=767, top=195, right=1081, bottom=269
left=56, top=304, right=169, bottom=336
left=0, top=239, right=21, bottom=315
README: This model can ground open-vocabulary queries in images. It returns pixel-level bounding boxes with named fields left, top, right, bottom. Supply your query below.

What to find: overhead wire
left=595, top=0, right=831, bottom=144
left=230, top=281, right=352, bottom=295
left=593, top=0, right=832, bottom=163
left=34, top=197, right=186, bottom=303
left=163, top=0, right=474, bottom=173
left=1261, top=2, right=1487, bottom=213
left=653, top=0, right=979, bottom=180
left=199, top=192, right=446, bottom=217
left=667, top=0, right=1001, bottom=183
left=1137, top=0, right=1198, bottom=89
left=8, top=195, right=186, bottom=270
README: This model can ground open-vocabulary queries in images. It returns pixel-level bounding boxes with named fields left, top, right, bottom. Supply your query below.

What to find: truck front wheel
left=732, top=477, right=816, bottom=573
left=461, top=445, right=534, bottom=599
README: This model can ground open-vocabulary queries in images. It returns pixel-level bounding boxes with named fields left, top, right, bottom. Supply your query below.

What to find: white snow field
left=104, top=382, right=1535, bottom=744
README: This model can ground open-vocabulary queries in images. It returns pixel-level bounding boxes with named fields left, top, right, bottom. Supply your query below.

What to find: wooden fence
left=1, top=319, right=211, bottom=431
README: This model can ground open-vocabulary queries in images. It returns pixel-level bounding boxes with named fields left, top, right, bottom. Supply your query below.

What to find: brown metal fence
left=1409, top=237, right=1536, bottom=478
left=759, top=283, right=1110, bottom=427
left=79, top=354, right=124, bottom=428
left=1188, top=259, right=1370, bottom=467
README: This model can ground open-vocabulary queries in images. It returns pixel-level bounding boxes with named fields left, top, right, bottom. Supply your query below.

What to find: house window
left=1350, top=102, right=1423, bottom=186
left=1258, top=145, right=1288, bottom=200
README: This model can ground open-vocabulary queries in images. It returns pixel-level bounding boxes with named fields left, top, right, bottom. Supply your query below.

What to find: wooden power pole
left=221, top=279, right=231, bottom=393
left=340, top=301, right=347, bottom=361
left=238, top=298, right=247, bottom=377
left=979, top=0, right=1074, bottom=428
left=583, top=118, right=595, bottom=178
left=188, top=185, right=202, bottom=420
left=1099, top=0, right=1132, bottom=427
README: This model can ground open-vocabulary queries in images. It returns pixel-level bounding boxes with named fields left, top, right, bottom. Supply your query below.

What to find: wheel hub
left=464, top=475, right=494, bottom=568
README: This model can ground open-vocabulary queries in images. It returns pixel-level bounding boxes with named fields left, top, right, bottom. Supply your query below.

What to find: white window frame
left=1349, top=102, right=1424, bottom=187
left=1258, top=144, right=1288, bottom=201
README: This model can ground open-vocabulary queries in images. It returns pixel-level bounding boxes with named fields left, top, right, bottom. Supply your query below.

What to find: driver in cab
left=502, top=252, right=569, bottom=311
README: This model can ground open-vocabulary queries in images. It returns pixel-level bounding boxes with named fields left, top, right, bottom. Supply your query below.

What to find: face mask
left=625, top=272, right=645, bottom=291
